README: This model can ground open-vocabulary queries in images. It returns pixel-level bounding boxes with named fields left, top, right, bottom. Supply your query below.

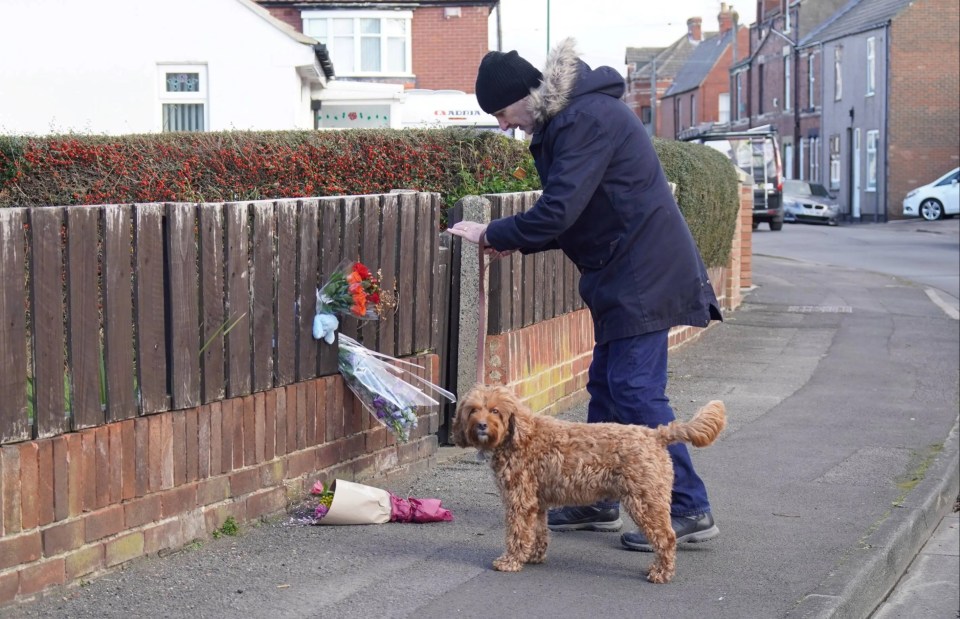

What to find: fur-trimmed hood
left=527, top=37, right=626, bottom=128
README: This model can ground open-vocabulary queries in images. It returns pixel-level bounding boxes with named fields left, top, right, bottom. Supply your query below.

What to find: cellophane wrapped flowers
left=337, top=335, right=455, bottom=443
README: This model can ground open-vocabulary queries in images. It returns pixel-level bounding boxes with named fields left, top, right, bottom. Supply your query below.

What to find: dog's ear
left=451, top=399, right=469, bottom=447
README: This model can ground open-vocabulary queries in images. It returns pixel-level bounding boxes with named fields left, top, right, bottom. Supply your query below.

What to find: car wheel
left=752, top=221, right=759, bottom=230
left=920, top=198, right=944, bottom=221
left=769, top=220, right=783, bottom=231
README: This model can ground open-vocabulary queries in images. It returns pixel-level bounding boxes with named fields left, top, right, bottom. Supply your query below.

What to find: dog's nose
left=476, top=422, right=487, bottom=432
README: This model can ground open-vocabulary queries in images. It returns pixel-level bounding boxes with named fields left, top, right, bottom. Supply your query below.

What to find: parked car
left=782, top=180, right=840, bottom=226
left=681, top=126, right=784, bottom=231
left=902, top=167, right=960, bottom=221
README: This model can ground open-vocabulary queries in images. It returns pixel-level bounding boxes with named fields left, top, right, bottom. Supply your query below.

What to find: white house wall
left=1, top=0, right=320, bottom=135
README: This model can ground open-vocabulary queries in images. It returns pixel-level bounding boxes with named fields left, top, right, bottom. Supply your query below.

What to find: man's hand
left=447, top=221, right=515, bottom=259
left=447, top=221, right=487, bottom=245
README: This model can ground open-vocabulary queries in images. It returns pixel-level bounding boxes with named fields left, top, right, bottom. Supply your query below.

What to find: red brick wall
left=411, top=7, right=491, bottom=91
left=264, top=6, right=303, bottom=33
left=0, top=355, right=440, bottom=607
left=887, top=0, right=960, bottom=215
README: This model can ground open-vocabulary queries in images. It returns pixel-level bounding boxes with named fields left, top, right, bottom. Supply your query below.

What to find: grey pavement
left=4, top=234, right=959, bottom=618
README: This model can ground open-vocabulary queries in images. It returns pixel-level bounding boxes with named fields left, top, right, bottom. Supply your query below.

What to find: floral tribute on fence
left=312, top=260, right=387, bottom=344
left=306, top=479, right=453, bottom=525
left=337, top=335, right=455, bottom=443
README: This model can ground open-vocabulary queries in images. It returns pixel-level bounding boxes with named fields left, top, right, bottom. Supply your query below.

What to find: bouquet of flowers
left=309, top=479, right=453, bottom=525
left=313, top=260, right=385, bottom=344
left=337, top=335, right=456, bottom=443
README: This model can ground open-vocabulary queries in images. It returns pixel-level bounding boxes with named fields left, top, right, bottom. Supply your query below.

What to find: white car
left=902, top=167, right=959, bottom=221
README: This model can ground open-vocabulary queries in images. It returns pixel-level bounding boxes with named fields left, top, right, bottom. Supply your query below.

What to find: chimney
left=687, top=17, right=703, bottom=42
left=718, top=3, right=734, bottom=33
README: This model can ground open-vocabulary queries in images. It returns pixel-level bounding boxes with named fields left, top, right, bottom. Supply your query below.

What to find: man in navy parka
left=448, top=38, right=724, bottom=551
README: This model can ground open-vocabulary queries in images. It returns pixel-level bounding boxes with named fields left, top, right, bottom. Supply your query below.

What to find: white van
left=400, top=90, right=511, bottom=135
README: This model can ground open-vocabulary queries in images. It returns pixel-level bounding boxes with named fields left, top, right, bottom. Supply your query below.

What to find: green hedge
left=0, top=129, right=739, bottom=267
left=654, top=137, right=740, bottom=268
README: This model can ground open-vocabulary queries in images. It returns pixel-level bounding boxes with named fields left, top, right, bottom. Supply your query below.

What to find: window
left=758, top=63, right=765, bottom=114
left=783, top=49, right=792, bottom=111
left=735, top=72, right=745, bottom=120
left=834, top=46, right=843, bottom=100
left=829, top=135, right=841, bottom=190
left=640, top=106, right=652, bottom=124
left=159, top=65, right=207, bottom=132
left=690, top=94, right=696, bottom=126
left=810, top=136, right=820, bottom=183
left=784, top=142, right=794, bottom=180
left=718, top=93, right=730, bottom=123
left=807, top=53, right=816, bottom=109
left=866, top=37, right=876, bottom=96
left=866, top=130, right=878, bottom=191
left=303, top=11, right=412, bottom=76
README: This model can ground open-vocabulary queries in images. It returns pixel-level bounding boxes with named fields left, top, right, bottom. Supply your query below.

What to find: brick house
left=624, top=18, right=707, bottom=137
left=728, top=0, right=848, bottom=180
left=257, top=0, right=496, bottom=93
left=800, top=0, right=959, bottom=221
left=660, top=4, right=749, bottom=139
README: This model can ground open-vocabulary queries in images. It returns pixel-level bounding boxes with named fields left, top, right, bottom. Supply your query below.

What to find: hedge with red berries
left=0, top=129, right=740, bottom=267
left=0, top=129, right=540, bottom=212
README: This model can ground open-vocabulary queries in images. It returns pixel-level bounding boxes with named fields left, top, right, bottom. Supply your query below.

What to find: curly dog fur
left=452, top=384, right=726, bottom=583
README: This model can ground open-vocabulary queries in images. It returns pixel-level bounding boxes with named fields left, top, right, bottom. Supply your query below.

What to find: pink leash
left=476, top=243, right=487, bottom=384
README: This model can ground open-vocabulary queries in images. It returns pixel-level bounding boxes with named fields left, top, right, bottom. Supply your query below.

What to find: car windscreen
left=699, top=137, right=777, bottom=186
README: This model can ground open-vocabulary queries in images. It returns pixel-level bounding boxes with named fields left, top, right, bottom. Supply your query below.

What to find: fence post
left=447, top=195, right=491, bottom=402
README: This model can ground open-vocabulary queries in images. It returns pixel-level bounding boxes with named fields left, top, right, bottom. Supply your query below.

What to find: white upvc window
left=830, top=135, right=841, bottom=190
left=302, top=10, right=413, bottom=77
left=834, top=47, right=843, bottom=100
left=810, top=136, right=820, bottom=183
left=783, top=46, right=792, bottom=111
left=718, top=93, right=730, bottom=123
left=866, top=130, right=879, bottom=191
left=158, top=64, right=208, bottom=132
left=807, top=53, right=816, bottom=108
left=866, top=37, right=876, bottom=96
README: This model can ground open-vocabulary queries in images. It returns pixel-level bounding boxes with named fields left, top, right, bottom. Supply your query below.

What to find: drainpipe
left=881, top=22, right=890, bottom=223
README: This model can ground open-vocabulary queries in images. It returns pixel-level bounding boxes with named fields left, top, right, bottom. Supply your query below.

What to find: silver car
left=782, top=180, right=840, bottom=226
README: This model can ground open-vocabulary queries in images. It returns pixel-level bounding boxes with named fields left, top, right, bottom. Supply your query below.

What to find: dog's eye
left=490, top=408, right=499, bottom=415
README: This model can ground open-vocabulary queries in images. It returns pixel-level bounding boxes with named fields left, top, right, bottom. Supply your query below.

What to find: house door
left=851, top=128, right=861, bottom=219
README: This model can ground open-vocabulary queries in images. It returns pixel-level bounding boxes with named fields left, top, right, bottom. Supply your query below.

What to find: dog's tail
left=654, top=400, right=726, bottom=448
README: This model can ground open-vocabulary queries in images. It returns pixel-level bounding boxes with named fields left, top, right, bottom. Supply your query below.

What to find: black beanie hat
left=475, top=50, right=543, bottom=114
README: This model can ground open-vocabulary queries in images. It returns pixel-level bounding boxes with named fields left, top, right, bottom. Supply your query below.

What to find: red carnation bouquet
left=313, top=260, right=386, bottom=343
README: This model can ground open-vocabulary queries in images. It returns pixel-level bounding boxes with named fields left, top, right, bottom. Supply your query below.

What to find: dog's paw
left=646, top=563, right=674, bottom=584
left=526, top=552, right=546, bottom=564
left=493, top=555, right=524, bottom=572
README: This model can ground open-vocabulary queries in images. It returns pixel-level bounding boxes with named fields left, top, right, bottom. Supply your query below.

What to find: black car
left=681, top=126, right=784, bottom=231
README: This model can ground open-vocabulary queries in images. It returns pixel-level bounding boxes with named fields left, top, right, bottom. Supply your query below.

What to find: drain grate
left=787, top=305, right=853, bottom=313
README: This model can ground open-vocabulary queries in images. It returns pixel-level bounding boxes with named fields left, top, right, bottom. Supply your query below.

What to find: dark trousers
left=586, top=329, right=712, bottom=517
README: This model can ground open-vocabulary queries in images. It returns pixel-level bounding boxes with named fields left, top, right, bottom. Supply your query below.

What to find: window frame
left=866, top=129, right=879, bottom=192
left=301, top=9, right=413, bottom=77
left=834, top=46, right=843, bottom=101
left=783, top=46, right=792, bottom=111
left=807, top=53, right=816, bottom=109
left=829, top=135, right=841, bottom=190
left=866, top=36, right=876, bottom=96
left=157, top=63, right=208, bottom=133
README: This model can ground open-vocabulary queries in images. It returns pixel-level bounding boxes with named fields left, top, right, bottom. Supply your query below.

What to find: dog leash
left=476, top=243, right=487, bottom=384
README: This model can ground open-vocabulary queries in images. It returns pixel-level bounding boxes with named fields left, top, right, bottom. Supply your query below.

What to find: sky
left=490, top=1, right=758, bottom=77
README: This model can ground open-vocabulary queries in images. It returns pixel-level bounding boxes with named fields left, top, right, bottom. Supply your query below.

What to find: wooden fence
left=0, top=193, right=449, bottom=445
left=484, top=192, right=585, bottom=334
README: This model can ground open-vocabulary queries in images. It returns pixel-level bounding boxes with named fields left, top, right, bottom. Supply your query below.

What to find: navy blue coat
left=484, top=53, right=722, bottom=344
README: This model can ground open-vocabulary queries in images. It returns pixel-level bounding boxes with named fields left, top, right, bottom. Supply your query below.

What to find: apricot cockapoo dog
left=452, top=384, right=726, bottom=583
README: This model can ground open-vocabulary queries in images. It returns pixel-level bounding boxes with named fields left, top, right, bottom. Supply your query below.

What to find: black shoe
left=620, top=512, right=719, bottom=551
left=547, top=505, right=623, bottom=532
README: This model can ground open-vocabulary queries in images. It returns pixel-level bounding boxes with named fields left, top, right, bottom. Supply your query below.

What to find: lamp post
left=546, top=0, right=551, bottom=54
